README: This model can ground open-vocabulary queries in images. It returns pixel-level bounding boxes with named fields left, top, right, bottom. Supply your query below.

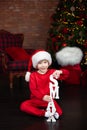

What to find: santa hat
left=25, top=50, right=52, bottom=82
left=55, top=46, right=83, bottom=66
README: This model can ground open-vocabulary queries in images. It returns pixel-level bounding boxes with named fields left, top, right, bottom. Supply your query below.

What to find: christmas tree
left=47, top=0, right=87, bottom=64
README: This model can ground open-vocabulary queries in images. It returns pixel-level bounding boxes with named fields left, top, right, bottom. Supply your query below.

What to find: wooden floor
left=0, top=73, right=87, bottom=130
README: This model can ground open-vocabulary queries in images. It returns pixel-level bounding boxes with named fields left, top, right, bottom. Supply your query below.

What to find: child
left=20, top=50, right=69, bottom=119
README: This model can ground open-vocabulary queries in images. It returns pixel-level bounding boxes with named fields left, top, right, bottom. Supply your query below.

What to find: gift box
left=61, top=64, right=82, bottom=85
left=81, top=69, right=87, bottom=87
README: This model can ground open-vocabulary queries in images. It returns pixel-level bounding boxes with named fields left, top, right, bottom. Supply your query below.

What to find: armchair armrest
left=0, top=49, right=8, bottom=71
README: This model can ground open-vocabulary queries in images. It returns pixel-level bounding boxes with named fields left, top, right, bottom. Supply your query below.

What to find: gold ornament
left=79, top=31, right=82, bottom=37
left=84, top=52, right=87, bottom=65
left=70, top=6, right=75, bottom=16
left=70, top=6, right=75, bottom=12
left=79, top=0, right=82, bottom=2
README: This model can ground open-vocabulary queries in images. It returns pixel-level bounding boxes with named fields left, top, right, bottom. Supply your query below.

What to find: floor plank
left=0, top=73, right=87, bottom=130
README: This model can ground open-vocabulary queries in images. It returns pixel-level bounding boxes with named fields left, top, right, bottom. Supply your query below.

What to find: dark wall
left=0, top=0, right=59, bottom=49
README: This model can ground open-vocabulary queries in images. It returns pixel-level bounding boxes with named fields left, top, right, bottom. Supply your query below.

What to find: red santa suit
left=20, top=68, right=69, bottom=117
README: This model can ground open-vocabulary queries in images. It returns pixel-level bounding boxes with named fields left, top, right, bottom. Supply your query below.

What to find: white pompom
left=56, top=46, right=83, bottom=66
left=25, top=72, right=31, bottom=82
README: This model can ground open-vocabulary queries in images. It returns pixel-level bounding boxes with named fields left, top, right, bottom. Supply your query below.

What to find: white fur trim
left=56, top=47, right=83, bottom=66
left=25, top=72, right=31, bottom=82
left=32, top=51, right=52, bottom=68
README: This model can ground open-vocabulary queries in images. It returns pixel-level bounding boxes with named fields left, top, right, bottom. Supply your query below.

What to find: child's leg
left=20, top=99, right=48, bottom=117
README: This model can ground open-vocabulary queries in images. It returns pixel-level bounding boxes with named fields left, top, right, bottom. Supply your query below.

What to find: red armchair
left=0, top=30, right=35, bottom=88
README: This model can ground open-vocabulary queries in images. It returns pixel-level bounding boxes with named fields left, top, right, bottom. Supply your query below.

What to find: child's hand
left=52, top=70, right=62, bottom=79
left=43, top=95, right=52, bottom=102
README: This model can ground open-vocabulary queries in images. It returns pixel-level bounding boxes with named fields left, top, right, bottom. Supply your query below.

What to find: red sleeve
left=29, top=73, right=44, bottom=100
left=58, top=69, right=70, bottom=80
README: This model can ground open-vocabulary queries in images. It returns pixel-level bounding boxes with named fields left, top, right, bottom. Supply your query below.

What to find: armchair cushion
left=5, top=47, right=30, bottom=61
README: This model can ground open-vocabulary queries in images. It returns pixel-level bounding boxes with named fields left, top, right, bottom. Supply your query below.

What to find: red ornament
left=83, top=43, right=87, bottom=48
left=52, top=37, right=57, bottom=43
left=62, top=43, right=67, bottom=47
left=55, top=45, right=59, bottom=51
left=62, top=28, right=68, bottom=34
left=76, top=20, right=83, bottom=26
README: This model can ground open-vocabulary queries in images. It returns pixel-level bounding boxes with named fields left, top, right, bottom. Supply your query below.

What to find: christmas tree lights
left=47, top=0, right=87, bottom=64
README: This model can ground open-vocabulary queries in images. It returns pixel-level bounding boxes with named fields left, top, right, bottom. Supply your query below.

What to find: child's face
left=37, top=60, right=49, bottom=74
